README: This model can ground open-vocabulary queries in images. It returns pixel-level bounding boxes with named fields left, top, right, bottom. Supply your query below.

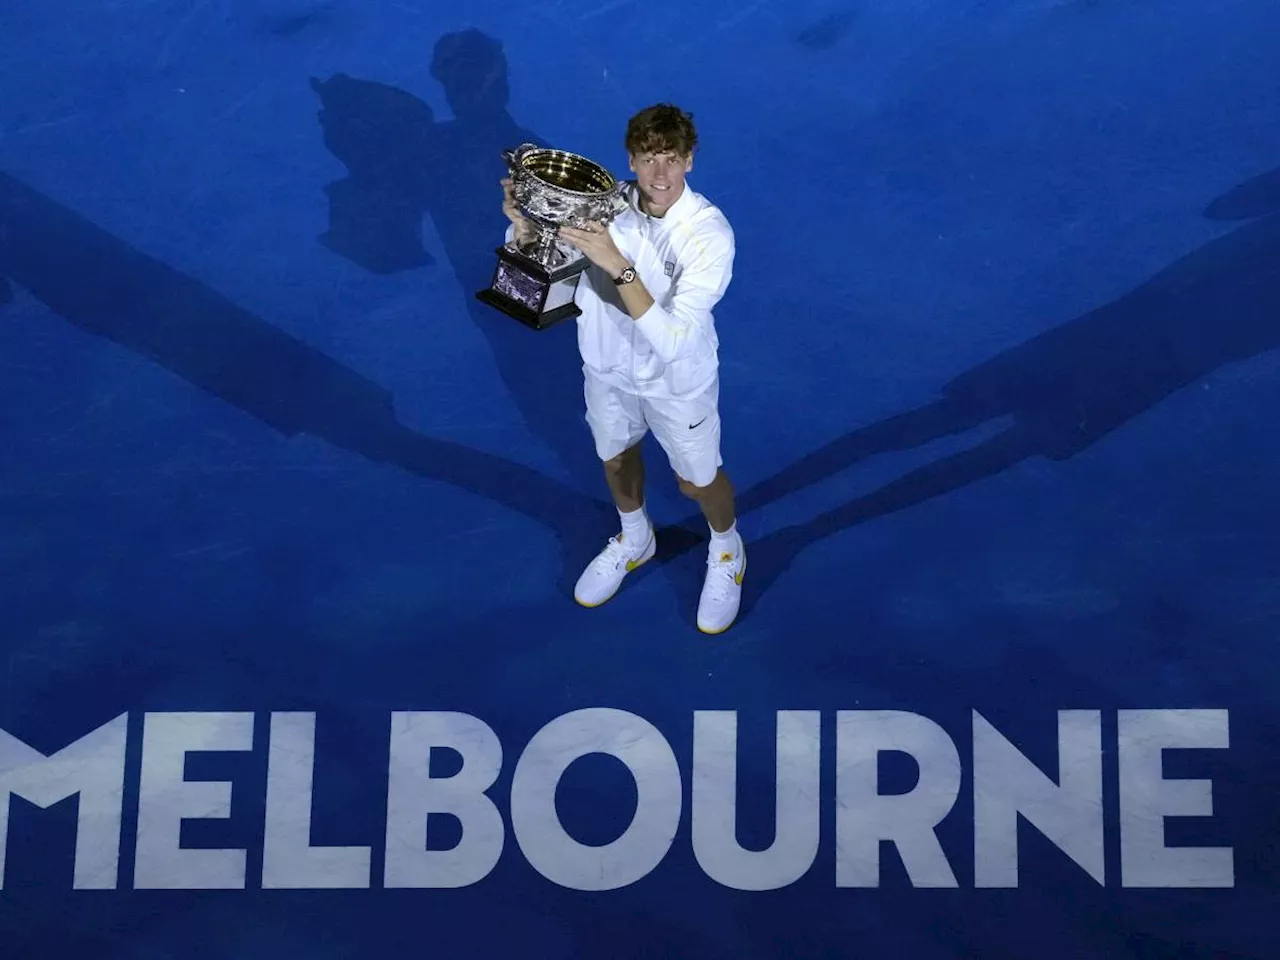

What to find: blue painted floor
left=2, top=1, right=1278, bottom=957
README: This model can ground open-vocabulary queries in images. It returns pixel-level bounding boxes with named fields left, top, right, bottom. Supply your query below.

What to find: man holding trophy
left=495, top=103, right=742, bottom=634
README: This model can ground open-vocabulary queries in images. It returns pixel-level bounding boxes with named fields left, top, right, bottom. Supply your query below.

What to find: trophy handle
left=502, top=142, right=539, bottom=177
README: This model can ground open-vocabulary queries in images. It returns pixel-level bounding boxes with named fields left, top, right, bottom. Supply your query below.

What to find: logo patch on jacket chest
left=664, top=260, right=675, bottom=277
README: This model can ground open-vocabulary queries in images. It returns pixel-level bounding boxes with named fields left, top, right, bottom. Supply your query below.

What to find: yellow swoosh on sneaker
left=716, top=552, right=746, bottom=585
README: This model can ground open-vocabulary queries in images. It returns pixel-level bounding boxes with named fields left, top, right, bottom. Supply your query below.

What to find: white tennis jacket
left=510, top=179, right=735, bottom=401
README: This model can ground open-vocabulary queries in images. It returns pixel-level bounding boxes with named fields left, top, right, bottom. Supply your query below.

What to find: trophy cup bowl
left=476, top=143, right=630, bottom=330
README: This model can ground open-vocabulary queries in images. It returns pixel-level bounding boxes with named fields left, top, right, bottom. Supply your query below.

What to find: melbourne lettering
left=0, top=708, right=1233, bottom=891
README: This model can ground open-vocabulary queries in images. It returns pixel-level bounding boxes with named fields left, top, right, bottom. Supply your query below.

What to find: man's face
left=629, top=148, right=693, bottom=208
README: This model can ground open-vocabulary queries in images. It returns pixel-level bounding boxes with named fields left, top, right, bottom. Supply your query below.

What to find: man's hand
left=560, top=220, right=654, bottom=320
left=558, top=221, right=630, bottom=278
left=501, top=177, right=534, bottom=246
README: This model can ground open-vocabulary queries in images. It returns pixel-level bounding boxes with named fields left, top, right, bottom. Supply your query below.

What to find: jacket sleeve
left=632, top=221, right=735, bottom=363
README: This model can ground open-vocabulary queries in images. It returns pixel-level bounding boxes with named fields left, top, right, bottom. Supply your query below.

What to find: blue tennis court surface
left=2, top=1, right=1278, bottom=956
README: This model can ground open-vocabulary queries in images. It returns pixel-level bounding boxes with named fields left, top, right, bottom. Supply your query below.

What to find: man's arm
left=560, top=221, right=735, bottom=364
left=611, top=261, right=656, bottom=320
left=628, top=233, right=733, bottom=363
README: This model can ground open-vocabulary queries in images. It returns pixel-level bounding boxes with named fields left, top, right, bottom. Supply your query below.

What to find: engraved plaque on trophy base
left=476, top=243, right=586, bottom=330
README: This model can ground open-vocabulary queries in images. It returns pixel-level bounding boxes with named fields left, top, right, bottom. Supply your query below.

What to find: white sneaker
left=574, top=526, right=656, bottom=607
left=698, top=533, right=745, bottom=634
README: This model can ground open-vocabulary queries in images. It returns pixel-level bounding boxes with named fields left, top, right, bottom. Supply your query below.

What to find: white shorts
left=583, top=372, right=723, bottom=487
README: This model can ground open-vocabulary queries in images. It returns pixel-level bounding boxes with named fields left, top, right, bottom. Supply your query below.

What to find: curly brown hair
left=625, top=103, right=698, bottom=158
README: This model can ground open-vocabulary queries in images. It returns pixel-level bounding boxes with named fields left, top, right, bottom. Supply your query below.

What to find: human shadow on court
left=310, top=30, right=600, bottom=483
left=716, top=166, right=1280, bottom=619
left=0, top=170, right=636, bottom=599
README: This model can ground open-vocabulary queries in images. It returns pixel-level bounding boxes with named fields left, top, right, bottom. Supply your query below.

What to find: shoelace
left=702, top=550, right=741, bottom=601
left=596, top=534, right=645, bottom=571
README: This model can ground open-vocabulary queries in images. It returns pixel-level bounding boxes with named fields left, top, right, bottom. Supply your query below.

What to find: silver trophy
left=476, top=142, right=629, bottom=330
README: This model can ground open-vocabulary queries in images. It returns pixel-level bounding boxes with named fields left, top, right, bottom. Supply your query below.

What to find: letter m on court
left=0, top=714, right=129, bottom=889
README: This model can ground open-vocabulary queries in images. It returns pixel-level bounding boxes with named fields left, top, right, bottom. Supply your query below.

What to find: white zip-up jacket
left=508, top=179, right=735, bottom=400
left=577, top=180, right=734, bottom=400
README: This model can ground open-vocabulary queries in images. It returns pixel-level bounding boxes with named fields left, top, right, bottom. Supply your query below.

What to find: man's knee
left=677, top=470, right=718, bottom=498
left=603, top=444, right=642, bottom=476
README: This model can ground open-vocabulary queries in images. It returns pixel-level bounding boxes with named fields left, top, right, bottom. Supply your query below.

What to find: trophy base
left=475, top=244, right=586, bottom=331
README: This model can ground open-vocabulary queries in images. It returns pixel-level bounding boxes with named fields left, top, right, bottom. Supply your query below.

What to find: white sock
left=619, top=505, right=650, bottom=544
left=709, top=521, right=738, bottom=556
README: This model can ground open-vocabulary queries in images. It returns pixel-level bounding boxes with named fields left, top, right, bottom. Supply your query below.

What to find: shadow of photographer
left=310, top=29, right=599, bottom=484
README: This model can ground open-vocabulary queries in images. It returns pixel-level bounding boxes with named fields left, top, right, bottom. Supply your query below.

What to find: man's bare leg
left=574, top=443, right=655, bottom=607
left=602, top=442, right=645, bottom=514
left=679, top=468, right=744, bottom=633
left=677, top=469, right=735, bottom=533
